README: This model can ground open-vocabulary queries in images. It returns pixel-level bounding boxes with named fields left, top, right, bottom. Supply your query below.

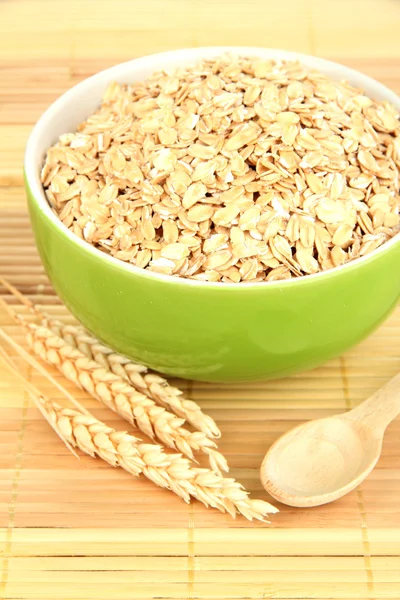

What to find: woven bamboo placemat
left=1, top=1, right=400, bottom=598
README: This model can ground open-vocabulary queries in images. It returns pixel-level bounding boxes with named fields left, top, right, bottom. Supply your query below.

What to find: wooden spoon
left=260, top=373, right=400, bottom=507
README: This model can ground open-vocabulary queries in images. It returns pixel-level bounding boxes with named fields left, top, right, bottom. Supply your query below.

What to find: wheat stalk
left=0, top=277, right=220, bottom=439
left=3, top=307, right=227, bottom=473
left=0, top=342, right=79, bottom=458
left=0, top=335, right=278, bottom=521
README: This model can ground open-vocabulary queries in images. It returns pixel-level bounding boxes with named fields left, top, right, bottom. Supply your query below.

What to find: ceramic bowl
left=24, top=47, right=400, bottom=382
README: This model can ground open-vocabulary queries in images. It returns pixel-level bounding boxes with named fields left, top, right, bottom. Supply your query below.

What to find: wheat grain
left=16, top=317, right=228, bottom=473
left=0, top=338, right=277, bottom=521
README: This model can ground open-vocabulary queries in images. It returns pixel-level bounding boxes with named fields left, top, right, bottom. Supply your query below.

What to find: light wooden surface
left=1, top=0, right=400, bottom=598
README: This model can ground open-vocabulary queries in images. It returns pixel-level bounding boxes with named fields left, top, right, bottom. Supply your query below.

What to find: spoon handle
left=344, top=371, right=400, bottom=431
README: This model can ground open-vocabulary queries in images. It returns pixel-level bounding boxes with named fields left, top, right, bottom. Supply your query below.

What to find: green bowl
left=24, top=47, right=400, bottom=382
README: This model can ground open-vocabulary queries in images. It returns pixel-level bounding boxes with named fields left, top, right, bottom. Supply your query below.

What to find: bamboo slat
left=1, top=0, right=400, bottom=598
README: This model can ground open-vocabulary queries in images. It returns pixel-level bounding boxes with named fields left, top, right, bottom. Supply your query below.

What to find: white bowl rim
left=24, top=45, right=400, bottom=290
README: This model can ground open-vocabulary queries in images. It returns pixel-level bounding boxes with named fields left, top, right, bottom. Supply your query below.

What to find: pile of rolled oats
left=41, top=55, right=400, bottom=282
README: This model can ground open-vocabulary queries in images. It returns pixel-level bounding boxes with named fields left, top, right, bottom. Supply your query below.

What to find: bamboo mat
left=1, top=0, right=400, bottom=598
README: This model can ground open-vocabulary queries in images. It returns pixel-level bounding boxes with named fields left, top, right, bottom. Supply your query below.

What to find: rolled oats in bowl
left=41, top=54, right=400, bottom=283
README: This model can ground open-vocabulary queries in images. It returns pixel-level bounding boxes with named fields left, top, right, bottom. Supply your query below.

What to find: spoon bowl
left=261, top=416, right=383, bottom=507
left=261, top=370, right=400, bottom=508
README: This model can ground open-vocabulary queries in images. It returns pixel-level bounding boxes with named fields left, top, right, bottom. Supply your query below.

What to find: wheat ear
left=5, top=308, right=227, bottom=473
left=48, top=322, right=220, bottom=438
left=0, top=336, right=277, bottom=521
left=0, top=277, right=220, bottom=439
left=49, top=401, right=277, bottom=520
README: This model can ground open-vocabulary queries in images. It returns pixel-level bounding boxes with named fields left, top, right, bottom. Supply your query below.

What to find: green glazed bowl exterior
left=24, top=47, right=400, bottom=382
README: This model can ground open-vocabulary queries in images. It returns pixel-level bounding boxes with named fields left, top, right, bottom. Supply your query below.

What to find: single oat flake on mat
left=42, top=54, right=400, bottom=283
